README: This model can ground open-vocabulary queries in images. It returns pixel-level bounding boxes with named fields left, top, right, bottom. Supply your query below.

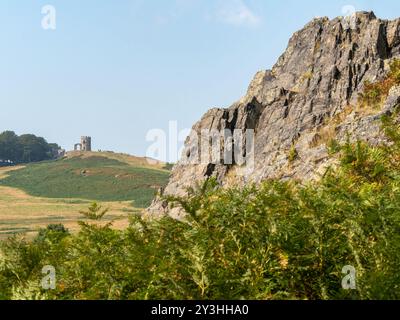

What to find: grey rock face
left=148, top=12, right=400, bottom=217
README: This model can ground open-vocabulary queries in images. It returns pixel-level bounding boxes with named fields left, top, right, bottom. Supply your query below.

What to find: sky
left=1, top=0, right=399, bottom=162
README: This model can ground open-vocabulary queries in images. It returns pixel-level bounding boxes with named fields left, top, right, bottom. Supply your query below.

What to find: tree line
left=0, top=131, right=62, bottom=165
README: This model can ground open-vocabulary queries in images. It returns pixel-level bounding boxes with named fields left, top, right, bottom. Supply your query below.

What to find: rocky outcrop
left=148, top=12, right=400, bottom=218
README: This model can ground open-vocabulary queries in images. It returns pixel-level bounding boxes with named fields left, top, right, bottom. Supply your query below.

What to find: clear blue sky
left=1, top=0, right=399, bottom=161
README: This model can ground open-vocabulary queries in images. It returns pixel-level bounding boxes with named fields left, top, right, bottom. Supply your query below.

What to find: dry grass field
left=0, top=184, right=139, bottom=240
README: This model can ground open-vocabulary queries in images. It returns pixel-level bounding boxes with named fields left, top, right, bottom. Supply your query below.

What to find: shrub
left=35, top=224, right=69, bottom=244
left=288, top=144, right=298, bottom=163
left=327, top=138, right=341, bottom=155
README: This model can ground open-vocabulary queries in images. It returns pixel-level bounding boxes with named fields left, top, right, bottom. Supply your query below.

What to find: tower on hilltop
left=74, top=136, right=92, bottom=152
left=81, top=136, right=92, bottom=152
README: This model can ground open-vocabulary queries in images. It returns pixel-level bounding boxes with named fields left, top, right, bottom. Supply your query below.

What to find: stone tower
left=81, top=136, right=92, bottom=152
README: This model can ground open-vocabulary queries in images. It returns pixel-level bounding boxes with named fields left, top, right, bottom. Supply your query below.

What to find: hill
left=0, top=151, right=170, bottom=239
left=0, top=151, right=170, bottom=208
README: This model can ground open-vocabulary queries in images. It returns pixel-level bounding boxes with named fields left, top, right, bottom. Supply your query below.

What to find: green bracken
left=0, top=112, right=400, bottom=300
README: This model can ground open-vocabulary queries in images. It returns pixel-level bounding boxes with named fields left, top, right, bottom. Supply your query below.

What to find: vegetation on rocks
left=360, top=59, right=400, bottom=109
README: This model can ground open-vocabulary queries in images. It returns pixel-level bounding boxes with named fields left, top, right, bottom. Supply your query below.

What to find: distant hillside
left=0, top=151, right=171, bottom=208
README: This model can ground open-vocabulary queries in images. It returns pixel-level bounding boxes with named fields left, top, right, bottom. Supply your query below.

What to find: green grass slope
left=0, top=153, right=170, bottom=208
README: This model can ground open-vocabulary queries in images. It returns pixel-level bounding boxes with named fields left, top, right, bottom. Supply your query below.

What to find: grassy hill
left=0, top=151, right=170, bottom=208
left=0, top=151, right=171, bottom=239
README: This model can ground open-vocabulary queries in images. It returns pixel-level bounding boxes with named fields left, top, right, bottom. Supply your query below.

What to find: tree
left=0, top=131, right=20, bottom=163
left=0, top=131, right=61, bottom=164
